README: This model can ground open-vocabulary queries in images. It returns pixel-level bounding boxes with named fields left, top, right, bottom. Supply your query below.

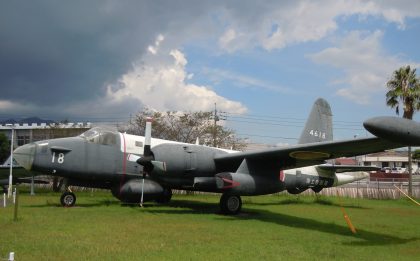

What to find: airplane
left=11, top=98, right=414, bottom=214
left=0, top=157, right=48, bottom=193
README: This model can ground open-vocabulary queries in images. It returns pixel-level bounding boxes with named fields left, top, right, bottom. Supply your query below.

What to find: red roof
left=334, top=158, right=357, bottom=165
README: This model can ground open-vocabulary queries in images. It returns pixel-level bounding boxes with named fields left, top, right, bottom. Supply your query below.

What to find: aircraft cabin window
left=135, top=141, right=143, bottom=147
left=99, top=132, right=117, bottom=146
left=80, top=127, right=117, bottom=146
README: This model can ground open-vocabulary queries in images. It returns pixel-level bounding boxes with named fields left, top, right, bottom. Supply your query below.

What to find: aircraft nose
left=13, top=143, right=36, bottom=170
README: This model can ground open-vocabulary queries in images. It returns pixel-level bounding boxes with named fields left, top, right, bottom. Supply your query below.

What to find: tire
left=220, top=193, right=242, bottom=215
left=156, top=188, right=172, bottom=204
left=60, top=192, right=76, bottom=207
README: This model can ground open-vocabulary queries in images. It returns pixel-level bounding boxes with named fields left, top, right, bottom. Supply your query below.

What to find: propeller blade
left=144, top=117, right=152, bottom=157
left=136, top=117, right=154, bottom=173
left=139, top=117, right=153, bottom=207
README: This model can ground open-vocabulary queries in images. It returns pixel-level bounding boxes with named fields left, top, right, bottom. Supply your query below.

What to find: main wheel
left=220, top=193, right=242, bottom=215
left=156, top=188, right=172, bottom=204
left=60, top=192, right=76, bottom=207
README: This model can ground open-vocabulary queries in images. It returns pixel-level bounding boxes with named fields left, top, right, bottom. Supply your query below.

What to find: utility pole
left=212, top=103, right=219, bottom=147
left=408, top=146, right=412, bottom=196
left=6, top=124, right=14, bottom=198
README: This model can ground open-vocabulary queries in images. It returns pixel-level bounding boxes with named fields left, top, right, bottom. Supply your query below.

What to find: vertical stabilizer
left=298, top=98, right=333, bottom=144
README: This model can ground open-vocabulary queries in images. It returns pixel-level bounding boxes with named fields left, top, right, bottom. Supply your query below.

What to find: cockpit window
left=80, top=127, right=118, bottom=146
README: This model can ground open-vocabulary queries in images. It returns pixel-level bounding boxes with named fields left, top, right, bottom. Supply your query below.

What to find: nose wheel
left=60, top=191, right=76, bottom=207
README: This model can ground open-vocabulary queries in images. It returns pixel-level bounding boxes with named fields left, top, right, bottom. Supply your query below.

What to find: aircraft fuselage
left=14, top=128, right=368, bottom=201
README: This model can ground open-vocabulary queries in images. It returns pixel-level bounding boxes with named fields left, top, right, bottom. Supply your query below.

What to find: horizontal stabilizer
left=317, top=164, right=379, bottom=173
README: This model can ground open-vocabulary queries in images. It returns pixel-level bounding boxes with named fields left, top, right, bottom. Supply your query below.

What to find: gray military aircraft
left=11, top=98, right=411, bottom=214
left=0, top=158, right=48, bottom=193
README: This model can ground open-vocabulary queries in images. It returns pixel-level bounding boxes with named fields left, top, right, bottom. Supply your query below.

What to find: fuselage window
left=135, top=141, right=143, bottom=147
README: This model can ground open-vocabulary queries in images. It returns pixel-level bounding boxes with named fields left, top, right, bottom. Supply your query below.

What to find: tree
left=120, top=108, right=247, bottom=151
left=386, top=65, right=420, bottom=196
left=412, top=149, right=420, bottom=160
left=0, top=133, right=10, bottom=164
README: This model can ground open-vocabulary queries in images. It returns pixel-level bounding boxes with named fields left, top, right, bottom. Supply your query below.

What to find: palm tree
left=386, top=65, right=420, bottom=196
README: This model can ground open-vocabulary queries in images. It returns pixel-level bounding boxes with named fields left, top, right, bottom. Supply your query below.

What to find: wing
left=214, top=137, right=401, bottom=174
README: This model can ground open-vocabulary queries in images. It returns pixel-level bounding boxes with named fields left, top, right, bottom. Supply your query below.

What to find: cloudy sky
left=1, top=1, right=420, bottom=144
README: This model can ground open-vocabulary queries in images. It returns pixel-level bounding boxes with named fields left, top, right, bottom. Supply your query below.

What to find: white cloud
left=216, top=0, right=420, bottom=52
left=107, top=37, right=247, bottom=114
left=309, top=30, right=419, bottom=104
left=202, top=67, right=296, bottom=94
left=0, top=35, right=247, bottom=118
left=147, top=34, right=165, bottom=55
left=218, top=29, right=237, bottom=52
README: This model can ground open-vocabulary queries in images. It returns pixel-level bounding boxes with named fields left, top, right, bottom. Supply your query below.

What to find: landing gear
left=156, top=188, right=172, bottom=204
left=311, top=187, right=323, bottom=193
left=220, top=193, right=242, bottom=215
left=60, top=191, right=76, bottom=207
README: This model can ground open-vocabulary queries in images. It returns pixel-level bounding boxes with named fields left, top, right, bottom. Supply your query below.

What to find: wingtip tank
left=363, top=116, right=420, bottom=146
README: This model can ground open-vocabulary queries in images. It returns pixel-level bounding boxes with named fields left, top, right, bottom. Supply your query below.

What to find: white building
left=0, top=122, right=91, bottom=148
left=360, top=150, right=419, bottom=173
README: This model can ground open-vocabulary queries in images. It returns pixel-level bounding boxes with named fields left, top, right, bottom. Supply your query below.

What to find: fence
left=301, top=178, right=420, bottom=199
left=11, top=177, right=420, bottom=200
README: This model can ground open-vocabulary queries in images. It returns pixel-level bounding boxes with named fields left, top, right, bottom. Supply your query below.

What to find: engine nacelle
left=215, top=172, right=283, bottom=196
left=151, top=143, right=225, bottom=176
left=111, top=179, right=164, bottom=203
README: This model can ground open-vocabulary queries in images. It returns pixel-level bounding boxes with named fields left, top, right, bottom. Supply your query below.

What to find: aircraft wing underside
left=214, top=137, right=402, bottom=173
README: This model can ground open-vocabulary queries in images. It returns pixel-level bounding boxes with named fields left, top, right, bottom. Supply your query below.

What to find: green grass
left=1, top=190, right=419, bottom=260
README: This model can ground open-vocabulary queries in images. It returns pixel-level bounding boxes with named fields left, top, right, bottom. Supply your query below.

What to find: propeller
left=136, top=117, right=154, bottom=206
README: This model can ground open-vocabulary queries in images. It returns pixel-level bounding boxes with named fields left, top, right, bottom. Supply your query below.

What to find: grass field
left=1, top=189, right=419, bottom=260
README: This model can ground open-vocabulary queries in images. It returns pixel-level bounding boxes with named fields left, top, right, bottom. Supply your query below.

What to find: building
left=0, top=122, right=92, bottom=148
left=360, top=150, right=419, bottom=173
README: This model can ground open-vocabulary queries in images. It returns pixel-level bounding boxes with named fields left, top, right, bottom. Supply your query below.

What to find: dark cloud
left=0, top=1, right=154, bottom=105
left=0, top=1, right=218, bottom=108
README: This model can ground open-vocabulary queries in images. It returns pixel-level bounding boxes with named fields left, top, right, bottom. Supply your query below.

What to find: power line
left=223, top=111, right=364, bottom=125
left=236, top=133, right=298, bottom=140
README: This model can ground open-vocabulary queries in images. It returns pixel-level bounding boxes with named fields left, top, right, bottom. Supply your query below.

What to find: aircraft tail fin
left=298, top=98, right=333, bottom=144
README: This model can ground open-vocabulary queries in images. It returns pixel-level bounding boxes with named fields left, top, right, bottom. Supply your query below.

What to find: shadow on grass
left=21, top=195, right=418, bottom=247
left=138, top=200, right=219, bottom=214
left=248, top=197, right=370, bottom=210
left=25, top=199, right=120, bottom=208
left=144, top=199, right=418, bottom=247
left=229, top=209, right=418, bottom=246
